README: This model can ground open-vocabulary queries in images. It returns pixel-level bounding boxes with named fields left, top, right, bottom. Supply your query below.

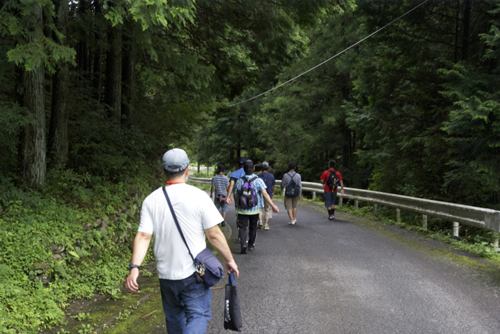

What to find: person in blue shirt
left=226, top=157, right=247, bottom=206
left=258, top=161, right=276, bottom=230
left=233, top=160, right=279, bottom=254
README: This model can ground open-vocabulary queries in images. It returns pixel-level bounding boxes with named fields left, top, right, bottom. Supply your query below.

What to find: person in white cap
left=125, top=148, right=239, bottom=333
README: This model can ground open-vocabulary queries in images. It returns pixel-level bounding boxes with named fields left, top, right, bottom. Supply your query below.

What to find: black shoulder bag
left=162, top=187, right=224, bottom=288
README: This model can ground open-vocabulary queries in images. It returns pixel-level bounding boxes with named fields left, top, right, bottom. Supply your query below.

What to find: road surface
left=206, top=198, right=500, bottom=333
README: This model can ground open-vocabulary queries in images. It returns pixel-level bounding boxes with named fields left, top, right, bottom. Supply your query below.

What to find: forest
left=0, top=0, right=499, bottom=332
left=1, top=0, right=499, bottom=207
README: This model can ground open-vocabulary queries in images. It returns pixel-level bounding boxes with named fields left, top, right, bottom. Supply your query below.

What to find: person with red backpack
left=320, top=160, right=345, bottom=220
left=233, top=160, right=279, bottom=254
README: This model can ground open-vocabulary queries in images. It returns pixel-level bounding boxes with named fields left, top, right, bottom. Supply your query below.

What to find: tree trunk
left=462, top=0, right=471, bottom=60
left=76, top=0, right=89, bottom=74
left=454, top=0, right=460, bottom=62
left=105, top=24, right=123, bottom=124
left=121, top=20, right=135, bottom=128
left=92, top=0, right=103, bottom=104
left=48, top=0, right=70, bottom=166
left=20, top=3, right=46, bottom=188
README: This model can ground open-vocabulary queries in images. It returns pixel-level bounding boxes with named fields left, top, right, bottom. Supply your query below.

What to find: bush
left=0, top=167, right=156, bottom=333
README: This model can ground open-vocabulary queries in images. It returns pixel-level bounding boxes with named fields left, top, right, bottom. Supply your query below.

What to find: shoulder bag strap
left=162, top=186, right=196, bottom=264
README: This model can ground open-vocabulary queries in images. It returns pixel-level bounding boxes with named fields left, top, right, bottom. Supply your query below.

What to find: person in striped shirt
left=210, top=164, right=230, bottom=226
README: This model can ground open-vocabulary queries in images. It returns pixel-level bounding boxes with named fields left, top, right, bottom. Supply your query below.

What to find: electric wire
left=229, top=0, right=429, bottom=107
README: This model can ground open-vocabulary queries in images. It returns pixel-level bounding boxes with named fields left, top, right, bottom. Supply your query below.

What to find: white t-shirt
left=138, top=184, right=223, bottom=280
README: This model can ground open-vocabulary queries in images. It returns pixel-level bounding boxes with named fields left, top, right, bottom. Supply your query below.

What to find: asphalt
left=43, top=195, right=500, bottom=334
left=206, top=198, right=500, bottom=334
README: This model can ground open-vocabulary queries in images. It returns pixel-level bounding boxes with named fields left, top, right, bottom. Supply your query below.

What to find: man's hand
left=341, top=189, right=345, bottom=195
left=227, top=197, right=232, bottom=205
left=125, top=268, right=140, bottom=293
left=125, top=232, right=151, bottom=293
left=272, top=204, right=279, bottom=213
left=226, top=259, right=239, bottom=278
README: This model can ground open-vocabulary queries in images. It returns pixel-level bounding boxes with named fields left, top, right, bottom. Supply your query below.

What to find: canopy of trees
left=1, top=0, right=499, bottom=209
left=197, top=0, right=500, bottom=209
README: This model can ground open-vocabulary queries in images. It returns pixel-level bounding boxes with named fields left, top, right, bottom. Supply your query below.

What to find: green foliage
left=0, top=0, right=77, bottom=72
left=339, top=201, right=500, bottom=262
left=0, top=167, right=155, bottom=333
left=105, top=0, right=195, bottom=30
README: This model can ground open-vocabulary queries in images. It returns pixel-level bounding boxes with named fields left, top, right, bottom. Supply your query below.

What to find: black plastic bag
left=224, top=272, right=242, bottom=331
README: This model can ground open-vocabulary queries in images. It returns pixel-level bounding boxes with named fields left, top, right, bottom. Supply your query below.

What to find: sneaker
left=288, top=221, right=292, bottom=225
left=257, top=221, right=263, bottom=229
left=291, top=219, right=296, bottom=225
left=264, top=224, right=270, bottom=230
left=248, top=245, right=255, bottom=251
left=241, top=245, right=247, bottom=254
left=329, top=215, right=335, bottom=220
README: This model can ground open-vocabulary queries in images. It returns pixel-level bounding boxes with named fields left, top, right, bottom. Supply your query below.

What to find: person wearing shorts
left=281, top=161, right=302, bottom=225
left=320, top=160, right=344, bottom=220
left=258, top=161, right=276, bottom=230
left=210, top=164, right=230, bottom=226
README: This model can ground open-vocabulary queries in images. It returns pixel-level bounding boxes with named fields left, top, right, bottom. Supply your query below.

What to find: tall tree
left=104, top=23, right=122, bottom=124
left=19, top=3, right=46, bottom=188
left=49, top=0, right=71, bottom=166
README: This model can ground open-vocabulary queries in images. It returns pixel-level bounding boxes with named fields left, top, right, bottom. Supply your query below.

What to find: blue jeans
left=324, top=192, right=337, bottom=209
left=159, top=274, right=212, bottom=334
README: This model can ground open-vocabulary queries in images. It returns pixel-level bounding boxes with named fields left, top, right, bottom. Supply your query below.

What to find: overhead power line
left=229, top=0, right=429, bottom=107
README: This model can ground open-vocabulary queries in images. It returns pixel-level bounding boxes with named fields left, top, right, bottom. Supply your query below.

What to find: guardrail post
left=422, top=215, right=428, bottom=231
left=493, top=233, right=499, bottom=251
left=339, top=195, right=343, bottom=208
left=396, top=209, right=401, bottom=223
left=373, top=204, right=377, bottom=216
left=354, top=199, right=358, bottom=211
left=453, top=222, right=459, bottom=238
left=312, top=191, right=316, bottom=200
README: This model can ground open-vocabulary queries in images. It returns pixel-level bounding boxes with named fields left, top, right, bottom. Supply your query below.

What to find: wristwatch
left=127, top=263, right=140, bottom=271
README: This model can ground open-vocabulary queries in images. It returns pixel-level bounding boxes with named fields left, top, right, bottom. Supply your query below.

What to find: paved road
left=207, top=198, right=500, bottom=334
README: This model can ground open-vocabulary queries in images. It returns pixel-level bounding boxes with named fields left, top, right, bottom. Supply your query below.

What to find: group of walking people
left=125, top=148, right=345, bottom=333
left=210, top=157, right=345, bottom=253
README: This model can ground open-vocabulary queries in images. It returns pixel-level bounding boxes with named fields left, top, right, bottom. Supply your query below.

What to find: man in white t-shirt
left=125, top=148, right=239, bottom=333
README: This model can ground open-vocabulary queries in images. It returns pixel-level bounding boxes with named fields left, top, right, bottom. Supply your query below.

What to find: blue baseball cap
left=162, top=148, right=190, bottom=172
left=262, top=161, right=269, bottom=168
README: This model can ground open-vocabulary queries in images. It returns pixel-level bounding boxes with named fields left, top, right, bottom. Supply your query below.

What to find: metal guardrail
left=189, top=176, right=500, bottom=243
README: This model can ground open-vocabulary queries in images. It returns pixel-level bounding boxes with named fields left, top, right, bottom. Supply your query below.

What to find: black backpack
left=284, top=173, right=300, bottom=198
left=238, top=176, right=258, bottom=209
left=326, top=170, right=340, bottom=190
